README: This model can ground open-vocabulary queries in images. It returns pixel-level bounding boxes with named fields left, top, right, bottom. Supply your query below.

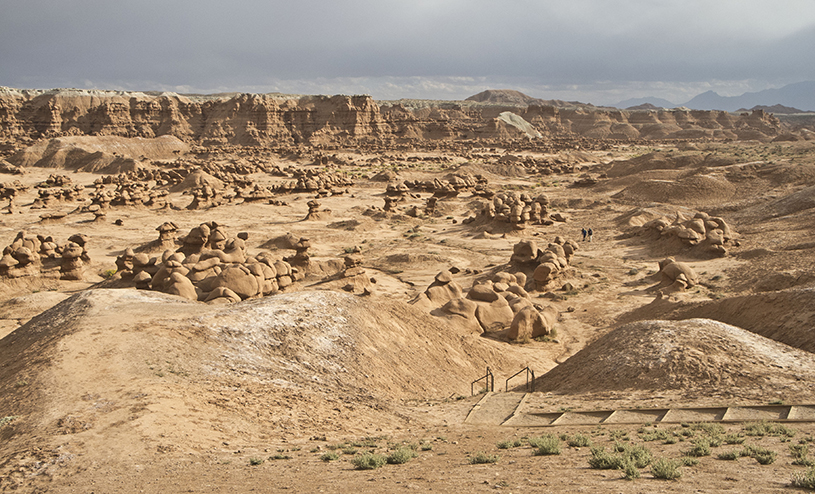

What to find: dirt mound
left=534, top=318, right=815, bottom=399
left=617, top=287, right=815, bottom=354
left=9, top=135, right=187, bottom=173
left=602, top=152, right=709, bottom=178
left=0, top=289, right=535, bottom=461
left=168, top=168, right=224, bottom=193
left=752, top=184, right=815, bottom=218
left=612, top=175, right=736, bottom=206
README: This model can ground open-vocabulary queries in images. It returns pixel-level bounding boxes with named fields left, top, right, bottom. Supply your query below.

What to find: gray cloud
left=1, top=0, right=814, bottom=104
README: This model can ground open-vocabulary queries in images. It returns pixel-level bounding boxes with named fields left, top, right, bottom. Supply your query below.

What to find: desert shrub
left=680, top=457, right=699, bottom=466
left=651, top=458, right=682, bottom=480
left=351, top=436, right=383, bottom=448
left=352, top=452, right=387, bottom=470
left=387, top=447, right=417, bottom=465
left=420, top=443, right=433, bottom=451
left=754, top=450, right=777, bottom=465
left=639, top=429, right=670, bottom=442
left=743, top=421, right=797, bottom=438
left=717, top=450, right=740, bottom=461
left=588, top=447, right=623, bottom=470
left=530, top=435, right=561, bottom=456
left=101, top=268, right=117, bottom=279
left=270, top=453, right=291, bottom=460
left=684, top=438, right=711, bottom=457
left=609, top=430, right=629, bottom=441
left=320, top=452, right=340, bottom=462
left=341, top=447, right=358, bottom=455
left=776, top=424, right=798, bottom=438
left=723, top=433, right=746, bottom=445
left=567, top=433, right=592, bottom=448
left=625, top=444, right=654, bottom=468
left=791, top=467, right=815, bottom=489
left=693, top=423, right=725, bottom=436
left=497, top=439, right=524, bottom=449
left=0, top=416, right=18, bottom=428
left=664, top=436, right=678, bottom=445
left=622, top=458, right=640, bottom=480
left=248, top=457, right=264, bottom=466
left=469, top=452, right=500, bottom=464
left=589, top=444, right=652, bottom=470
left=791, top=443, right=815, bottom=466
left=743, top=445, right=777, bottom=464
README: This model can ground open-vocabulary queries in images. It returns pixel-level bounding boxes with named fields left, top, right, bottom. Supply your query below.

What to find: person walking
left=581, top=227, right=587, bottom=241
left=587, top=228, right=593, bottom=242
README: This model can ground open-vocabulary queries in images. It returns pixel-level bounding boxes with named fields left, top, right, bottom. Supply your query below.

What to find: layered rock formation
left=0, top=88, right=792, bottom=146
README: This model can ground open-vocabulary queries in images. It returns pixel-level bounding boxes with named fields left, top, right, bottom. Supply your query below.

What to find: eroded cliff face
left=0, top=87, right=787, bottom=146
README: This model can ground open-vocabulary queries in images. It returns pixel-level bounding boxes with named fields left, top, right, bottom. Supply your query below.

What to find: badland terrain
left=2, top=88, right=815, bottom=492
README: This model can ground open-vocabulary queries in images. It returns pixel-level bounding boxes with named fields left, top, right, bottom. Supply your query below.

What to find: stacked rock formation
left=114, top=222, right=309, bottom=303
left=304, top=200, right=332, bottom=220
left=276, top=170, right=353, bottom=195
left=465, top=192, right=557, bottom=230
left=186, top=184, right=223, bottom=210
left=412, top=268, right=557, bottom=340
left=0, top=231, right=91, bottom=280
left=641, top=211, right=734, bottom=256
left=510, top=236, right=579, bottom=291
left=1, top=181, right=27, bottom=213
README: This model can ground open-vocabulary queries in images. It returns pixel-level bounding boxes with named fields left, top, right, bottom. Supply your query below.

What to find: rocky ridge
left=0, top=88, right=794, bottom=147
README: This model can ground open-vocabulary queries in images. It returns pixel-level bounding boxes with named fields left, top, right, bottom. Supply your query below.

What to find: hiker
left=581, top=227, right=587, bottom=241
left=587, top=228, right=593, bottom=242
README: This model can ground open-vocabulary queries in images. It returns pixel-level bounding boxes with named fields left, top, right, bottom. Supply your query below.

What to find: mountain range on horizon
left=611, top=81, right=815, bottom=112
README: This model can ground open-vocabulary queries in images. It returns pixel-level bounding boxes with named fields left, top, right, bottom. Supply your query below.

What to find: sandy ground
left=2, top=141, right=815, bottom=492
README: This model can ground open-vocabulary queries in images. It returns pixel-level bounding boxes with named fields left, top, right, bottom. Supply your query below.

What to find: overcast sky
left=1, top=0, right=814, bottom=105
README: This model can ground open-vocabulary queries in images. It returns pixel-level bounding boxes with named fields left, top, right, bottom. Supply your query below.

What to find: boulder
left=211, top=265, right=261, bottom=299
left=474, top=298, right=514, bottom=332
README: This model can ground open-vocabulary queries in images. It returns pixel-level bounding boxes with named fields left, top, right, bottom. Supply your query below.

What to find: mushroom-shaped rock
left=510, top=240, right=538, bottom=264
left=533, top=262, right=560, bottom=288
left=133, top=270, right=153, bottom=289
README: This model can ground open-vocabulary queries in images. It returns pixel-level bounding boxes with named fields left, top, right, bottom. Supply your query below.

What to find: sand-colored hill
left=8, top=135, right=188, bottom=173
left=534, top=318, right=815, bottom=400
left=0, top=289, right=547, bottom=459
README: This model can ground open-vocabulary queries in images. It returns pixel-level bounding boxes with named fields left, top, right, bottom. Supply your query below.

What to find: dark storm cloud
left=1, top=0, right=814, bottom=101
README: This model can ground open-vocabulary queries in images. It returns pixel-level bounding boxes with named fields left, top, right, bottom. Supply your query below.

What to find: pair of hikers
left=581, top=227, right=593, bottom=242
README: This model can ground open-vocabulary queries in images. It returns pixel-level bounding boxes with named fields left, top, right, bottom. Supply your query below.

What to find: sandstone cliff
left=0, top=87, right=789, bottom=146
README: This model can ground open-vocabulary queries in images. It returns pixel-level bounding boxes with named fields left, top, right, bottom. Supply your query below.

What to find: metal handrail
left=505, top=366, right=535, bottom=392
left=471, top=366, right=494, bottom=396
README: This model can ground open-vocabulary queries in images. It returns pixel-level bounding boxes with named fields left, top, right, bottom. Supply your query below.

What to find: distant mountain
left=682, top=81, right=815, bottom=112
left=625, top=103, right=664, bottom=111
left=735, top=104, right=815, bottom=114
left=465, top=89, right=593, bottom=109
left=466, top=89, right=542, bottom=106
left=613, top=97, right=676, bottom=109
